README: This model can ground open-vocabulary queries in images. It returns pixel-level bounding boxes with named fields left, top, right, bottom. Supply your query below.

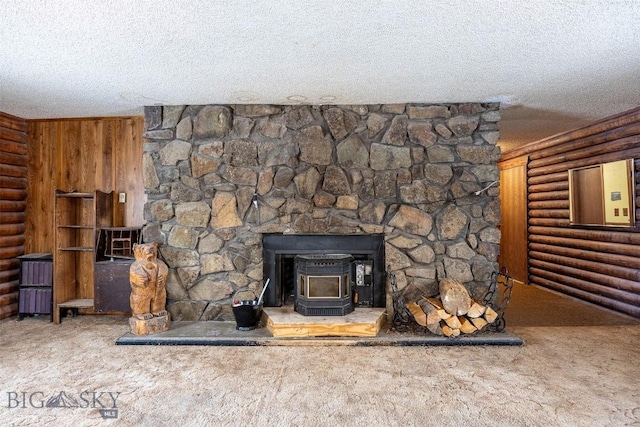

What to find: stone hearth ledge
left=115, top=318, right=523, bottom=347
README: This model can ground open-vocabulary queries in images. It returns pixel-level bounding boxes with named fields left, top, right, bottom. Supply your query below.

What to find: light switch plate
left=118, top=192, right=126, bottom=203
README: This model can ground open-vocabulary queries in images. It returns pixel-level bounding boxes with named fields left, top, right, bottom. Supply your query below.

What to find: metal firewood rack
left=390, top=267, right=514, bottom=333
left=482, top=267, right=514, bottom=332
left=389, top=272, right=412, bottom=332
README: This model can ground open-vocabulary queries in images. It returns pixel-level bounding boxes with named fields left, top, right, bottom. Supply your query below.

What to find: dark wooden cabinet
left=94, top=227, right=141, bottom=314
left=18, top=253, right=53, bottom=320
left=94, top=260, right=133, bottom=313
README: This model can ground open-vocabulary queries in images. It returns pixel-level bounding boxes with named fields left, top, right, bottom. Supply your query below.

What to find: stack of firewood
left=405, top=277, right=498, bottom=337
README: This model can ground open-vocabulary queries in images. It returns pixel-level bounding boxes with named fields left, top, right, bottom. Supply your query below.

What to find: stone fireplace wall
left=142, top=103, right=501, bottom=321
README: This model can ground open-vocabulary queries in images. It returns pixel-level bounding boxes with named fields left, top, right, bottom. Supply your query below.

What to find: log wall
left=501, top=107, right=640, bottom=318
left=0, top=112, right=28, bottom=320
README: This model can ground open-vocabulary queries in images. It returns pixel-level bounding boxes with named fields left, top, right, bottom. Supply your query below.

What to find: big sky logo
left=7, top=391, right=121, bottom=419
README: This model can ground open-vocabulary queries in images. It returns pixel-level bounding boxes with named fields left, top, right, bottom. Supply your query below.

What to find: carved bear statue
left=129, top=242, right=169, bottom=320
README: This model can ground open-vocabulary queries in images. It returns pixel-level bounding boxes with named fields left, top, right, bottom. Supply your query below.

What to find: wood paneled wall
left=0, top=112, right=28, bottom=319
left=498, top=156, right=528, bottom=284
left=500, top=107, right=640, bottom=318
left=25, top=117, right=145, bottom=253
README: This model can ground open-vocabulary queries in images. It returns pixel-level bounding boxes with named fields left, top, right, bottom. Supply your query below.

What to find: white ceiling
left=1, top=1, right=639, bottom=152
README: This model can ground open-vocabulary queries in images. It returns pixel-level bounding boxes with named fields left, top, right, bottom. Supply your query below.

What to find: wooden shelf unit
left=53, top=190, right=114, bottom=323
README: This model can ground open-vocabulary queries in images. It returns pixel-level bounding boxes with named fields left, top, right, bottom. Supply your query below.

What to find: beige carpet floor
left=505, top=282, right=640, bottom=327
left=1, top=284, right=639, bottom=426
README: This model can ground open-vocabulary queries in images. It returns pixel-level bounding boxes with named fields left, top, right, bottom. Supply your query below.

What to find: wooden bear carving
left=129, top=242, right=169, bottom=320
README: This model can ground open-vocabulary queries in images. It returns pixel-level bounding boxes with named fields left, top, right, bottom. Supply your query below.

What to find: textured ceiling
left=1, top=1, right=639, bottom=152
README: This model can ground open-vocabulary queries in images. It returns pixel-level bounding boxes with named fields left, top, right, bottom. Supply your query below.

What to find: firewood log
left=418, top=299, right=443, bottom=329
left=466, top=302, right=487, bottom=318
left=443, top=314, right=462, bottom=329
left=425, top=297, right=443, bottom=310
left=459, top=317, right=478, bottom=334
left=441, top=324, right=460, bottom=337
left=439, top=278, right=472, bottom=316
left=484, top=306, right=499, bottom=323
left=417, top=298, right=433, bottom=315
left=427, top=322, right=444, bottom=336
left=470, top=317, right=488, bottom=330
left=425, top=297, right=450, bottom=320
left=405, top=301, right=427, bottom=327
left=427, top=311, right=442, bottom=329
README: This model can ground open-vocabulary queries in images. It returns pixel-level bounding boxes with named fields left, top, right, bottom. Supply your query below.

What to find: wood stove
left=294, top=254, right=353, bottom=316
left=262, top=234, right=386, bottom=311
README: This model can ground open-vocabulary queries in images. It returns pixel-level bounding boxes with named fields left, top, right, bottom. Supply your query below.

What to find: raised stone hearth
left=142, top=103, right=501, bottom=322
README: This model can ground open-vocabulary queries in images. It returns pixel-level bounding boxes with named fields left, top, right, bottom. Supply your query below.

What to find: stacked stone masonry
left=142, top=103, right=501, bottom=321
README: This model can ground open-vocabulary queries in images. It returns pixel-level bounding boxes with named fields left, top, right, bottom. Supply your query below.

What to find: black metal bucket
left=231, top=289, right=263, bottom=331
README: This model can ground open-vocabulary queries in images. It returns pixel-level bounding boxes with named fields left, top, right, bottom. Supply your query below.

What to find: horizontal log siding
left=503, top=107, right=640, bottom=318
left=0, top=112, right=27, bottom=320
